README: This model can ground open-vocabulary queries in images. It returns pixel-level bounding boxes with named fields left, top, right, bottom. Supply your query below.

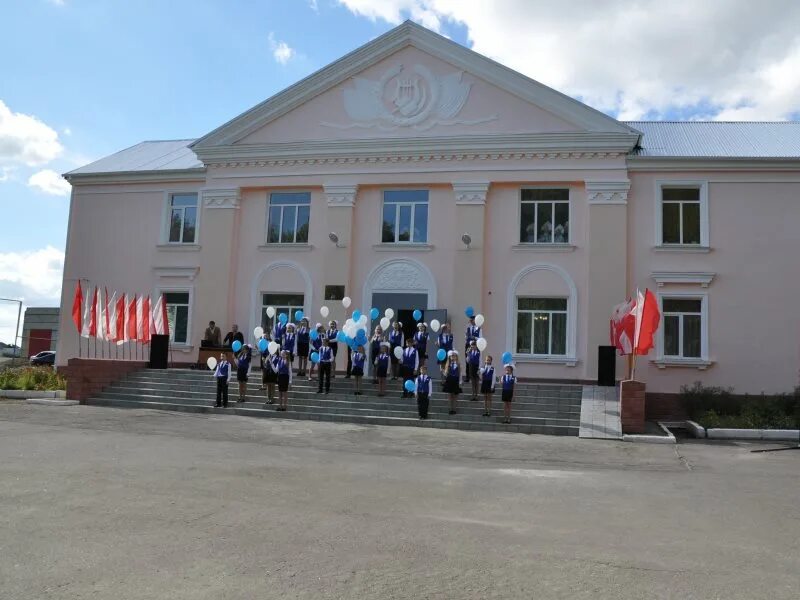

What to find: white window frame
left=518, top=186, right=571, bottom=245
left=656, top=292, right=709, bottom=364
left=515, top=296, right=569, bottom=357
left=155, top=285, right=193, bottom=347
left=654, top=180, right=709, bottom=248
left=265, top=191, right=311, bottom=245
left=380, top=189, right=429, bottom=244
left=162, top=192, right=200, bottom=245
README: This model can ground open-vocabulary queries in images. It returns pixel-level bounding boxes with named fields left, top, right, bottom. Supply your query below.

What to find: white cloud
left=0, top=246, right=64, bottom=345
left=0, top=167, right=14, bottom=182
left=62, top=127, right=72, bottom=136
left=48, top=0, right=66, bottom=6
left=268, top=32, right=296, bottom=65
left=0, top=99, right=64, bottom=167
left=27, top=169, right=71, bottom=196
left=337, top=0, right=800, bottom=120
left=308, top=0, right=319, bottom=12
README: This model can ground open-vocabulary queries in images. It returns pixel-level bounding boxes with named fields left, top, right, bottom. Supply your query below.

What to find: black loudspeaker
left=597, top=345, right=616, bottom=386
left=149, top=334, right=169, bottom=369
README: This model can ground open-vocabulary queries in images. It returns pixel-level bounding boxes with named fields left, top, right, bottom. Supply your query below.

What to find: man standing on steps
left=317, top=337, right=333, bottom=395
left=213, top=352, right=231, bottom=408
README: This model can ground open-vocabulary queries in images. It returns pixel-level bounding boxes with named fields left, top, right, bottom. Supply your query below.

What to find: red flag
left=106, top=291, right=117, bottom=341
left=634, top=289, right=661, bottom=355
left=115, top=295, right=125, bottom=344
left=88, top=287, right=98, bottom=337
left=151, top=294, right=169, bottom=336
left=126, top=295, right=137, bottom=342
left=610, top=298, right=636, bottom=355
left=71, top=281, right=83, bottom=333
left=141, top=296, right=151, bottom=342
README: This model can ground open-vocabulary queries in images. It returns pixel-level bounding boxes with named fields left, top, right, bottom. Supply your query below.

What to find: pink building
left=58, top=21, right=800, bottom=395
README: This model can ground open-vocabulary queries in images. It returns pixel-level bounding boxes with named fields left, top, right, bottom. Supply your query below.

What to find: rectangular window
left=662, top=298, right=703, bottom=358
left=516, top=297, right=568, bottom=356
left=520, top=189, right=569, bottom=244
left=661, top=187, right=701, bottom=245
left=266, top=192, right=310, bottom=244
left=261, top=293, right=305, bottom=331
left=167, top=194, right=198, bottom=244
left=382, top=190, right=428, bottom=244
left=164, top=292, right=190, bottom=345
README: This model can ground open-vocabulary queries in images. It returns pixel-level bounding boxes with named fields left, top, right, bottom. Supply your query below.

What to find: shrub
left=682, top=382, right=799, bottom=429
left=0, top=367, right=66, bottom=392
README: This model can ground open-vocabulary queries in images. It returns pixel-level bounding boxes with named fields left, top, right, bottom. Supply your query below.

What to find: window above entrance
left=266, top=192, right=310, bottom=245
left=381, top=190, right=428, bottom=244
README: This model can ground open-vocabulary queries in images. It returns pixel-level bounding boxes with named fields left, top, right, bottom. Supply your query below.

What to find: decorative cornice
left=202, top=188, right=240, bottom=209
left=323, top=184, right=358, bottom=207
left=452, top=182, right=489, bottom=205
left=651, top=272, right=716, bottom=287
left=153, top=267, right=199, bottom=281
left=585, top=180, right=631, bottom=204
left=628, top=157, right=800, bottom=172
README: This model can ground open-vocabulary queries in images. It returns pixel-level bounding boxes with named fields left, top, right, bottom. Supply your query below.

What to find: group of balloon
left=216, top=297, right=514, bottom=376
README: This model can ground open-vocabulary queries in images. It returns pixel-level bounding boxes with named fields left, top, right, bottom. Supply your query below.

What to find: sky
left=1, top=0, right=799, bottom=345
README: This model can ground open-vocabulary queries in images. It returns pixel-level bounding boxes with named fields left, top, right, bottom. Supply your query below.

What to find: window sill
left=653, top=358, right=713, bottom=370
left=652, top=245, right=711, bottom=254
left=511, top=354, right=578, bottom=367
left=372, top=243, right=434, bottom=252
left=258, top=244, right=314, bottom=252
left=512, top=243, right=576, bottom=253
left=156, top=244, right=201, bottom=252
left=170, top=344, right=194, bottom=353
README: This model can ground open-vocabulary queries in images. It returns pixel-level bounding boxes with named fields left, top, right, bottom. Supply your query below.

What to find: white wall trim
left=361, top=257, right=437, bottom=313
left=202, top=188, right=240, bottom=209
left=654, top=179, right=709, bottom=248
left=452, top=182, right=490, bottom=205
left=249, top=260, right=314, bottom=339
left=323, top=184, right=358, bottom=207
left=153, top=267, right=199, bottom=281
left=506, top=263, right=578, bottom=363
left=651, top=272, right=715, bottom=287
left=585, top=180, right=630, bottom=204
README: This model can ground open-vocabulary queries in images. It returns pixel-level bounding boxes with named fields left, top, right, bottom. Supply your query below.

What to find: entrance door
left=370, top=292, right=427, bottom=376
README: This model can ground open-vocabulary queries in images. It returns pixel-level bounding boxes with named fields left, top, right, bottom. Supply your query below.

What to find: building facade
left=22, top=307, right=60, bottom=358
left=57, top=22, right=800, bottom=394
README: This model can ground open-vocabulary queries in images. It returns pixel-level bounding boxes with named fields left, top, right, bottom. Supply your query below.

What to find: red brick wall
left=620, top=380, right=646, bottom=434
left=59, top=359, right=147, bottom=403
left=646, top=392, right=686, bottom=421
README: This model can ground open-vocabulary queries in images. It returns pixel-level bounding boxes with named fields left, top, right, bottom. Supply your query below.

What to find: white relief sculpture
left=372, top=263, right=426, bottom=290
left=322, top=64, right=497, bottom=131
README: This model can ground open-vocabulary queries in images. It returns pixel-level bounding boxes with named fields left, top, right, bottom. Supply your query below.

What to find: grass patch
left=0, top=366, right=66, bottom=391
left=682, top=382, right=799, bottom=430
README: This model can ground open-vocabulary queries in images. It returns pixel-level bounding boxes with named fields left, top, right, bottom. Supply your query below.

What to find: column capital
left=585, top=180, right=630, bottom=205
left=452, top=182, right=490, bottom=205
left=201, top=188, right=240, bottom=209
left=324, top=184, right=358, bottom=207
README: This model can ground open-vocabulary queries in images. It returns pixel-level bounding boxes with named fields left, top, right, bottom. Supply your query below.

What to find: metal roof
left=626, top=121, right=800, bottom=158
left=66, top=139, right=202, bottom=176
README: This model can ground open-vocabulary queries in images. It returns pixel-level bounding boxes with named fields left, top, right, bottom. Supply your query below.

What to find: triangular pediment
left=191, top=21, right=639, bottom=152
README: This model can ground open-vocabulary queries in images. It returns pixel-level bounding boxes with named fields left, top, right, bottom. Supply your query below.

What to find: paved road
left=0, top=402, right=798, bottom=599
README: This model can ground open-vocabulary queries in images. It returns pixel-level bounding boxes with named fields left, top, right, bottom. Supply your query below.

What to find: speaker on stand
left=149, top=334, right=169, bottom=369
left=597, top=345, right=616, bottom=387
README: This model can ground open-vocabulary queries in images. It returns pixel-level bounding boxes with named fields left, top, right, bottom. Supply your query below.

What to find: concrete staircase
left=86, top=368, right=582, bottom=436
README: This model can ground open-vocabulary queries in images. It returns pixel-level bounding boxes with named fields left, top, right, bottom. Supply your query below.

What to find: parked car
left=30, top=351, right=56, bottom=366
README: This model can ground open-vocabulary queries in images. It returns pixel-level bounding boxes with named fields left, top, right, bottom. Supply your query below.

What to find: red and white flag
left=95, top=287, right=108, bottom=340
left=136, top=295, right=151, bottom=342
left=71, top=281, right=83, bottom=333
left=633, top=289, right=661, bottom=355
left=151, top=294, right=169, bottom=336
left=114, top=294, right=125, bottom=344
left=610, top=297, right=636, bottom=355
left=83, top=286, right=98, bottom=338
left=106, top=291, right=118, bottom=341
left=125, top=294, right=137, bottom=343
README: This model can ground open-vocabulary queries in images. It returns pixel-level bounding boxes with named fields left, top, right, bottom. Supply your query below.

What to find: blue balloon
left=232, top=340, right=242, bottom=353
left=404, top=379, right=415, bottom=392
left=258, top=339, right=268, bottom=353
left=352, top=310, right=362, bottom=321
left=336, top=331, right=347, bottom=343
left=355, top=327, right=366, bottom=337
left=278, top=313, right=288, bottom=324
left=412, top=309, right=422, bottom=321
left=370, top=307, right=379, bottom=320
left=501, top=351, right=513, bottom=364
left=310, top=352, right=320, bottom=364
left=294, top=310, right=304, bottom=321
left=465, top=306, right=475, bottom=318
left=309, top=329, right=319, bottom=341
left=437, top=348, right=446, bottom=361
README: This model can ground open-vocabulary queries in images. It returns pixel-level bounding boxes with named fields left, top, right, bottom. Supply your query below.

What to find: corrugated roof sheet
left=626, top=121, right=800, bottom=158
left=66, top=139, right=202, bottom=175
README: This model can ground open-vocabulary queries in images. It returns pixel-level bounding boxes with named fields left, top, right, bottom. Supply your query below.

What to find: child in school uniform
left=235, top=344, right=252, bottom=403
left=369, top=325, right=384, bottom=384
left=282, top=323, right=297, bottom=367
left=296, top=318, right=310, bottom=377
left=326, top=320, right=339, bottom=378
left=273, top=318, right=286, bottom=349
left=479, top=355, right=495, bottom=417
left=436, top=323, right=454, bottom=378
left=443, top=351, right=461, bottom=415
left=213, top=352, right=231, bottom=408
left=276, top=350, right=292, bottom=412
left=261, top=348, right=279, bottom=406
left=375, top=342, right=390, bottom=397
left=317, top=337, right=333, bottom=394
left=388, top=321, right=404, bottom=380
left=414, top=364, right=433, bottom=419
left=351, top=345, right=366, bottom=395
left=414, top=322, right=429, bottom=368
left=400, top=337, right=419, bottom=398
left=466, top=340, right=481, bottom=401
left=501, top=364, right=516, bottom=424
left=464, top=316, right=481, bottom=383
left=308, top=323, right=324, bottom=381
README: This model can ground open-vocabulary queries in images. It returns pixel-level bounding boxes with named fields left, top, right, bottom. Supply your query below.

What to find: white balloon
left=358, top=314, right=368, bottom=326
left=344, top=325, right=356, bottom=338
left=342, top=296, right=352, bottom=308
left=476, top=337, right=487, bottom=352
left=430, top=319, right=440, bottom=333
left=379, top=317, right=390, bottom=330
left=385, top=308, right=394, bottom=319
left=345, top=318, right=354, bottom=327
left=206, top=357, right=217, bottom=370
left=253, top=327, right=264, bottom=339
left=474, top=314, right=485, bottom=327
left=320, top=306, right=329, bottom=318
left=393, top=346, right=404, bottom=359
left=268, top=341, right=279, bottom=355
left=266, top=306, right=276, bottom=318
